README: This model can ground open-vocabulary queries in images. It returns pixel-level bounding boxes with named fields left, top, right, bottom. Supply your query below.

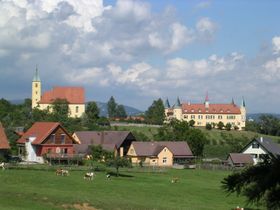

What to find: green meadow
left=0, top=167, right=261, bottom=210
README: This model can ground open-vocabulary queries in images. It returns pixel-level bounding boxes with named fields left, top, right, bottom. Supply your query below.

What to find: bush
left=217, top=121, right=224, bottom=130
left=225, top=123, right=232, bottom=131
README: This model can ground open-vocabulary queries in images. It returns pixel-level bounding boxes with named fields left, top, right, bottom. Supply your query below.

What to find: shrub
left=206, top=123, right=212, bottom=130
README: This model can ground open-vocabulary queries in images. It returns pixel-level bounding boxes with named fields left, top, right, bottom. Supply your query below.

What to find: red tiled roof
left=0, top=123, right=10, bottom=149
left=181, top=103, right=241, bottom=114
left=39, top=86, right=85, bottom=104
left=17, top=122, right=65, bottom=145
left=228, top=153, right=254, bottom=164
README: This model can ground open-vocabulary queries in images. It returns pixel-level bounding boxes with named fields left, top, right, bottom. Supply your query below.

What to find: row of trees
left=246, top=114, right=280, bottom=136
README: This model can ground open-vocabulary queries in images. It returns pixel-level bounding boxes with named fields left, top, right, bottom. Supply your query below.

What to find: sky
left=1, top=0, right=280, bottom=113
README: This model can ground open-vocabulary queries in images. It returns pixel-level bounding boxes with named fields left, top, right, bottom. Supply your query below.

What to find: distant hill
left=94, top=101, right=143, bottom=117
left=9, top=99, right=25, bottom=104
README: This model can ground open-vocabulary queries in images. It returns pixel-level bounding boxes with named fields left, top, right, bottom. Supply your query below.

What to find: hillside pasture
left=0, top=167, right=261, bottom=210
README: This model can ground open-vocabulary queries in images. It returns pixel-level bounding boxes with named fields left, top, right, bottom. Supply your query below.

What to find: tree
left=106, top=156, right=131, bottom=176
left=187, top=129, right=207, bottom=156
left=225, top=123, right=232, bottom=131
left=222, top=155, right=280, bottom=209
left=217, top=121, right=224, bottom=130
left=189, top=120, right=195, bottom=127
left=86, top=101, right=100, bottom=120
left=51, top=99, right=69, bottom=118
left=116, top=105, right=127, bottom=118
left=145, top=98, right=165, bottom=125
left=91, top=145, right=113, bottom=161
left=153, top=119, right=207, bottom=156
left=206, top=123, right=212, bottom=130
left=107, top=96, right=117, bottom=118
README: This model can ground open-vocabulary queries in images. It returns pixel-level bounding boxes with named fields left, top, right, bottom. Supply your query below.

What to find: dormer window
left=198, top=109, right=201, bottom=113
left=191, top=109, right=194, bottom=112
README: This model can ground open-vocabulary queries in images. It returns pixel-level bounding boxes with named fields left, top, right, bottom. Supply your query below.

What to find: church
left=31, top=68, right=85, bottom=118
left=164, top=94, right=246, bottom=130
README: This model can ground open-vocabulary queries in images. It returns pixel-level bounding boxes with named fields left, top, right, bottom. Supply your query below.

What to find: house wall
left=43, top=127, right=74, bottom=145
left=40, top=145, right=74, bottom=155
left=242, top=142, right=267, bottom=165
left=157, top=147, right=173, bottom=166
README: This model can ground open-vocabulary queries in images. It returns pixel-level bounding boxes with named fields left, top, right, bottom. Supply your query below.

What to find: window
left=251, top=154, right=258, bottom=158
left=163, top=157, right=167, bottom=164
left=51, top=134, right=55, bottom=144
left=35, top=83, right=38, bottom=88
left=191, top=115, right=195, bottom=119
left=61, top=134, right=66, bottom=144
left=218, top=115, right=222, bottom=119
left=252, top=142, right=259, bottom=148
left=75, top=106, right=79, bottom=113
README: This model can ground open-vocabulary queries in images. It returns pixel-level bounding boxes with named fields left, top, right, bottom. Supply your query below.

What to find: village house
left=165, top=94, right=246, bottom=130
left=227, top=153, right=254, bottom=168
left=127, top=141, right=194, bottom=167
left=17, top=122, right=78, bottom=163
left=0, top=123, right=10, bottom=158
left=72, top=131, right=136, bottom=157
left=241, top=137, right=280, bottom=165
left=32, top=68, right=85, bottom=118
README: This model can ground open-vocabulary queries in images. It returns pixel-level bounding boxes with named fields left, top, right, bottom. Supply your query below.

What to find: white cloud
left=166, top=53, right=243, bottom=79
left=272, top=36, right=280, bottom=54
left=196, top=17, right=217, bottom=40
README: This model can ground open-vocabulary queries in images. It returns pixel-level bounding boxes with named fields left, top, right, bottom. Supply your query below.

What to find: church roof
left=39, top=86, right=85, bottom=104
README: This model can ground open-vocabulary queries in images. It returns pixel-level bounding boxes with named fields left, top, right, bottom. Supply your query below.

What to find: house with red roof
left=0, top=123, right=10, bottom=157
left=17, top=122, right=78, bottom=163
left=165, top=94, right=246, bottom=130
left=127, top=141, right=194, bottom=167
left=31, top=68, right=85, bottom=118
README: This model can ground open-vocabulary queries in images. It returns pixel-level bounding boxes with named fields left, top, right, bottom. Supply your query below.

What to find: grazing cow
left=56, top=169, right=69, bottom=176
left=84, top=172, right=95, bottom=180
left=106, top=173, right=111, bottom=179
left=0, top=162, right=5, bottom=170
left=171, top=177, right=179, bottom=183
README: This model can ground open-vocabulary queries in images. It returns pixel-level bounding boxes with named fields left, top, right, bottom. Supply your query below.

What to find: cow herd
left=55, top=168, right=111, bottom=181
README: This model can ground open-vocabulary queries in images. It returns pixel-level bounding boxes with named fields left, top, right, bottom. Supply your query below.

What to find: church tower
left=32, top=66, right=41, bottom=109
left=240, top=97, right=246, bottom=129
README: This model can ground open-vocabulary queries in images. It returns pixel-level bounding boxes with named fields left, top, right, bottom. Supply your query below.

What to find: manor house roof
left=39, top=87, right=85, bottom=104
left=181, top=103, right=241, bottom=114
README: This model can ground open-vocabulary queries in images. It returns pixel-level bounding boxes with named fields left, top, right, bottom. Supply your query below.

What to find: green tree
left=106, top=156, right=131, bottom=176
left=116, top=105, right=127, bottom=118
left=145, top=98, right=165, bottom=125
left=86, top=101, right=100, bottom=120
left=51, top=99, right=69, bottom=119
left=187, top=128, right=207, bottom=156
left=107, top=96, right=117, bottom=118
left=222, top=155, right=280, bottom=209
left=217, top=121, right=224, bottom=130
left=189, top=120, right=195, bottom=127
left=225, top=123, right=232, bottom=131
left=206, top=123, right=212, bottom=130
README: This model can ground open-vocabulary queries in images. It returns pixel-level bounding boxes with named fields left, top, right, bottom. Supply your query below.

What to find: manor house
left=31, top=68, right=85, bottom=118
left=165, top=94, right=246, bottom=130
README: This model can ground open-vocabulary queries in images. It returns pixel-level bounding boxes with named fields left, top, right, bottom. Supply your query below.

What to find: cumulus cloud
left=272, top=36, right=280, bottom=54
left=196, top=17, right=217, bottom=40
left=166, top=53, right=243, bottom=79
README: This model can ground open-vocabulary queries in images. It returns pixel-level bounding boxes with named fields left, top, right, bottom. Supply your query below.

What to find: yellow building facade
left=165, top=96, right=246, bottom=130
left=31, top=68, right=85, bottom=118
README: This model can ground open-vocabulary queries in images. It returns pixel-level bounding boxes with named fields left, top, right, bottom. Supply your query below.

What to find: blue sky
left=1, top=0, right=280, bottom=113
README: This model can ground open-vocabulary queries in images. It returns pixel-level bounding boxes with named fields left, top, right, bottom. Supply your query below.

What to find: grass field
left=0, top=167, right=261, bottom=210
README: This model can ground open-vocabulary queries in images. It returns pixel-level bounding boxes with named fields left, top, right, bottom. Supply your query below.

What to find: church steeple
left=165, top=98, right=170, bottom=108
left=32, top=66, right=41, bottom=109
left=174, top=97, right=181, bottom=108
left=241, top=96, right=246, bottom=107
left=33, top=65, right=40, bottom=82
left=204, top=91, right=209, bottom=108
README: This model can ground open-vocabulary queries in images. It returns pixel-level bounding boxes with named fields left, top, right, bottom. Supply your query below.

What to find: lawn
left=0, top=167, right=261, bottom=210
